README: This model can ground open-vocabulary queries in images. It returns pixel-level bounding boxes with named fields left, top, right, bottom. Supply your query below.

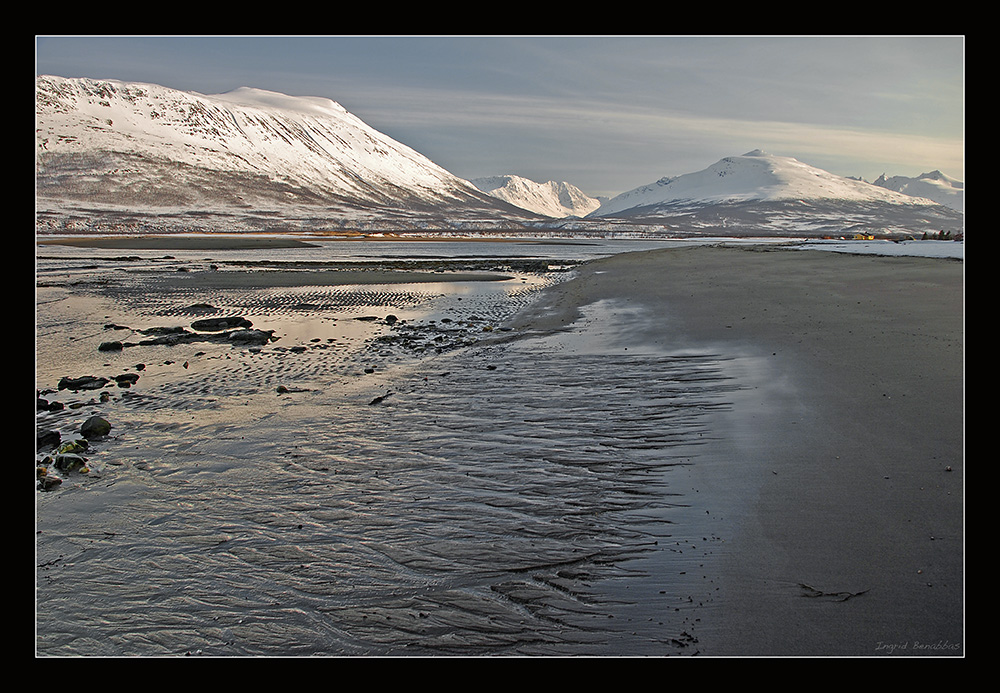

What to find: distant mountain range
left=35, top=75, right=537, bottom=234
left=871, top=170, right=963, bottom=213
left=471, top=175, right=602, bottom=218
left=35, top=76, right=964, bottom=237
left=577, top=149, right=964, bottom=237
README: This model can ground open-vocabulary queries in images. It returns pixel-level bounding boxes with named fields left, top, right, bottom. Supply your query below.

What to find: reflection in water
left=36, top=238, right=741, bottom=656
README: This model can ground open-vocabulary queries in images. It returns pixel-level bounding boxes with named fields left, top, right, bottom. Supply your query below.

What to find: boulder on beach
left=138, top=330, right=197, bottom=346
left=37, top=397, right=64, bottom=412
left=56, top=439, right=89, bottom=455
left=58, top=376, right=109, bottom=391
left=37, top=472, right=63, bottom=491
left=140, top=326, right=188, bottom=335
left=37, top=429, right=61, bottom=450
left=80, top=415, right=111, bottom=439
left=229, top=329, right=275, bottom=346
left=53, top=453, right=88, bottom=473
left=98, top=341, right=124, bottom=352
left=114, top=373, right=140, bottom=388
left=191, top=317, right=253, bottom=332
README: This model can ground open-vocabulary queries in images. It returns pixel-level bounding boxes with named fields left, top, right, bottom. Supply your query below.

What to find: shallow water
left=36, top=238, right=746, bottom=656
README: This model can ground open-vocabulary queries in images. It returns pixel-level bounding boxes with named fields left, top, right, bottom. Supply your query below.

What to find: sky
left=35, top=35, right=965, bottom=199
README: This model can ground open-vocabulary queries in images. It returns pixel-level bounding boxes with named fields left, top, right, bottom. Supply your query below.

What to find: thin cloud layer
left=35, top=35, right=964, bottom=198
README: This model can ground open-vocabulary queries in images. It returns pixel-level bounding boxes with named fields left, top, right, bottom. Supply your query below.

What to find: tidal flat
left=35, top=236, right=964, bottom=656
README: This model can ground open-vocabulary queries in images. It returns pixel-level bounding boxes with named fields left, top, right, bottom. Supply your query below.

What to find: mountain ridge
left=35, top=75, right=537, bottom=232
left=591, top=149, right=943, bottom=217
left=581, top=149, right=964, bottom=237
left=872, top=170, right=964, bottom=212
left=35, top=76, right=963, bottom=237
left=471, top=175, right=602, bottom=218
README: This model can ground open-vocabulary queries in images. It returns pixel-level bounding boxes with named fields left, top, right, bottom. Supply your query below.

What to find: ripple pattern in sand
left=37, top=338, right=739, bottom=656
left=142, top=286, right=439, bottom=319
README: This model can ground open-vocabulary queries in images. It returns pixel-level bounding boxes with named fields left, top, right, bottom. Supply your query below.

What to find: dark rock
left=80, top=415, right=111, bottom=439
left=58, top=376, right=109, bottom=391
left=368, top=392, right=393, bottom=406
left=37, top=398, right=64, bottom=412
left=191, top=317, right=253, bottom=332
left=56, top=439, right=89, bottom=454
left=138, top=331, right=197, bottom=346
left=98, top=341, right=124, bottom=352
left=114, top=373, right=140, bottom=388
left=38, top=474, right=62, bottom=491
left=53, top=453, right=87, bottom=473
left=37, top=429, right=61, bottom=450
left=229, top=329, right=274, bottom=345
left=140, top=326, right=188, bottom=335
left=385, top=314, right=398, bottom=325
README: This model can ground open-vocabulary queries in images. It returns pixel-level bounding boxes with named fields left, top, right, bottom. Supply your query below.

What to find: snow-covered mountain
left=872, top=170, right=964, bottom=212
left=594, top=149, right=941, bottom=214
left=588, top=150, right=964, bottom=237
left=35, top=75, right=536, bottom=233
left=471, top=175, right=602, bottom=218
left=34, top=77, right=964, bottom=239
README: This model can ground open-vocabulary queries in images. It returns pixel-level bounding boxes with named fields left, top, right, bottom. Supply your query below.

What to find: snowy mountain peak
left=209, top=86, right=349, bottom=117
left=471, top=174, right=601, bottom=218
left=593, top=150, right=943, bottom=217
left=34, top=76, right=963, bottom=237
left=35, top=75, right=526, bottom=231
left=872, top=169, right=964, bottom=211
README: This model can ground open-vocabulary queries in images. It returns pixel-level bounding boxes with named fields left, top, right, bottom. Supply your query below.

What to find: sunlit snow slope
left=593, top=150, right=939, bottom=216
left=35, top=75, right=528, bottom=230
left=872, top=170, right=964, bottom=212
left=585, top=150, right=963, bottom=237
left=472, top=175, right=601, bottom=218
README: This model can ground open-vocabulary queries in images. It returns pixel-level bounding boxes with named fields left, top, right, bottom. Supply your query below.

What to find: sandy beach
left=504, top=244, right=965, bottom=655
left=35, top=238, right=964, bottom=657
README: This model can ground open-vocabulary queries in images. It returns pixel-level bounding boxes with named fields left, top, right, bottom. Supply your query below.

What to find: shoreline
left=34, top=232, right=591, bottom=250
left=35, top=241, right=964, bottom=656
left=503, top=245, right=964, bottom=655
left=36, top=234, right=324, bottom=250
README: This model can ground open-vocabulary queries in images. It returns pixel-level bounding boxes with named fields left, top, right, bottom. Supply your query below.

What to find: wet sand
left=36, top=240, right=964, bottom=657
left=504, top=244, right=964, bottom=656
left=36, top=235, right=323, bottom=250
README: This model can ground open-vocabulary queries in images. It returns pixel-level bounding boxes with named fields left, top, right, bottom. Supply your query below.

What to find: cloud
left=344, top=84, right=964, bottom=191
left=36, top=36, right=964, bottom=195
